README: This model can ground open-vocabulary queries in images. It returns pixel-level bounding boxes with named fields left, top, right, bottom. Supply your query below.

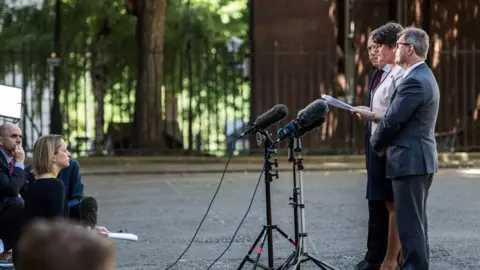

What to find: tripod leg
left=305, top=253, right=339, bottom=270
left=290, top=255, right=304, bottom=270
left=272, top=226, right=299, bottom=269
left=252, top=228, right=269, bottom=270
left=272, top=226, right=297, bottom=247
left=307, top=236, right=320, bottom=258
left=276, top=251, right=296, bottom=270
left=237, top=226, right=267, bottom=270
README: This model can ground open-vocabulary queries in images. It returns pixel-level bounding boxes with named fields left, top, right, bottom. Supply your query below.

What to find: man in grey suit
left=370, top=27, right=439, bottom=270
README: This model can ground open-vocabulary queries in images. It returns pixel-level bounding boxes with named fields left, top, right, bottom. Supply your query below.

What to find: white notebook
left=108, top=233, right=138, bottom=241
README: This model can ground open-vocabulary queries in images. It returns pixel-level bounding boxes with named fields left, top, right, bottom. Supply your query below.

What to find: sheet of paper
left=108, top=232, right=139, bottom=241
left=321, top=94, right=354, bottom=111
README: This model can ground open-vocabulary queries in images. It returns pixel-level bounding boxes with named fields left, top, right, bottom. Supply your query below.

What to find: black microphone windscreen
left=254, top=104, right=289, bottom=130
left=295, top=116, right=325, bottom=138
left=296, top=99, right=329, bottom=126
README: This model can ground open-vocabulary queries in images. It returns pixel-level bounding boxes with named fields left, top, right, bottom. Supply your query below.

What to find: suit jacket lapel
left=0, top=151, right=9, bottom=172
left=403, top=62, right=428, bottom=81
left=0, top=151, right=8, bottom=165
left=390, top=76, right=404, bottom=103
left=371, top=68, right=392, bottom=95
left=368, top=69, right=378, bottom=91
left=366, top=69, right=379, bottom=107
left=389, top=63, right=428, bottom=103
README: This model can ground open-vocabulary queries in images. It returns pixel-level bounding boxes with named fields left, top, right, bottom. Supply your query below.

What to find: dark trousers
left=0, top=201, right=24, bottom=251
left=392, top=174, right=433, bottom=270
left=364, top=200, right=389, bottom=264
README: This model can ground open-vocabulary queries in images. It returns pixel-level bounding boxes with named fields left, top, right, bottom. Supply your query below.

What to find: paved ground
left=86, top=168, right=480, bottom=270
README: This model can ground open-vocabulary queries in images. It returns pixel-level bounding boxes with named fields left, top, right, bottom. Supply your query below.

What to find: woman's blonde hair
left=32, top=134, right=65, bottom=175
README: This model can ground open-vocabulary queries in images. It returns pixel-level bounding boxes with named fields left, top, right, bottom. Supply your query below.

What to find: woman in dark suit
left=352, top=22, right=405, bottom=270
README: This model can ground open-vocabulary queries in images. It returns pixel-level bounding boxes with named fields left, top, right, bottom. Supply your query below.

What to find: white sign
left=0, top=84, right=23, bottom=120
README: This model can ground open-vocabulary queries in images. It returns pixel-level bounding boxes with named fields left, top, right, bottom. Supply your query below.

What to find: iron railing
left=0, top=40, right=478, bottom=156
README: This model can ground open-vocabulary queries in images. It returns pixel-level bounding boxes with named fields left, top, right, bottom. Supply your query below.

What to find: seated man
left=57, top=159, right=98, bottom=228
left=0, top=123, right=27, bottom=267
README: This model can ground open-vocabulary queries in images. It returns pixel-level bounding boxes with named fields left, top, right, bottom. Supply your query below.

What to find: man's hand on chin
left=14, top=145, right=25, bottom=164
left=375, top=149, right=386, bottom=157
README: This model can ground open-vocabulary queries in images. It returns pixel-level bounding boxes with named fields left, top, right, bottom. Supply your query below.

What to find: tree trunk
left=131, top=0, right=168, bottom=154
left=92, top=22, right=109, bottom=155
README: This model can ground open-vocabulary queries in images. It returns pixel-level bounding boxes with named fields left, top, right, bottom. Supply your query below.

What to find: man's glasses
left=396, top=42, right=412, bottom=48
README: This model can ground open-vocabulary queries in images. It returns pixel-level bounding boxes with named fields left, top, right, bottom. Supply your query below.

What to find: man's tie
left=9, top=159, right=14, bottom=174
left=372, top=69, right=384, bottom=93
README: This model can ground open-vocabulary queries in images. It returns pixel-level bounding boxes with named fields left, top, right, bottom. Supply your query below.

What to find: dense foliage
left=0, top=0, right=250, bottom=155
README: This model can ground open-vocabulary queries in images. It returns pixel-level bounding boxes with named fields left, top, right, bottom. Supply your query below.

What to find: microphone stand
left=287, top=137, right=300, bottom=251
left=280, top=136, right=338, bottom=270
left=237, top=130, right=296, bottom=270
left=275, top=136, right=301, bottom=269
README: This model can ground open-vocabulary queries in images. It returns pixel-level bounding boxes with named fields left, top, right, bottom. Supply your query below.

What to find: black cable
left=206, top=146, right=275, bottom=269
left=164, top=136, right=240, bottom=270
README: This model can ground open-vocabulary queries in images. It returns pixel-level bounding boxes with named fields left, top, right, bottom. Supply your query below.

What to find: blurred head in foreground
left=15, top=219, right=116, bottom=270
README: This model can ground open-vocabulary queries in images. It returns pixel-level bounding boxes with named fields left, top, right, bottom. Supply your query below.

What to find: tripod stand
left=279, top=136, right=338, bottom=270
left=237, top=130, right=296, bottom=270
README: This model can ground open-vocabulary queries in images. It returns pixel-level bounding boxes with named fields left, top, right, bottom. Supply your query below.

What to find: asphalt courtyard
left=87, top=168, right=480, bottom=270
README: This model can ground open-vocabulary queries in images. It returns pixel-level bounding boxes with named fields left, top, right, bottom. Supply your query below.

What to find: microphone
left=276, top=99, right=329, bottom=142
left=240, top=104, right=289, bottom=137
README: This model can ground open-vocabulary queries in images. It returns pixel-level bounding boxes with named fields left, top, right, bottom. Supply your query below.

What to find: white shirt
left=403, top=61, right=425, bottom=79
left=371, top=65, right=405, bottom=134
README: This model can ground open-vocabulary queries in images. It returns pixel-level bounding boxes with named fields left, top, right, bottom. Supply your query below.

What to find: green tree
left=0, top=0, right=249, bottom=155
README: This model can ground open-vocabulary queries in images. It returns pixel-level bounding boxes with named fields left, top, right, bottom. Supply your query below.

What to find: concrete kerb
left=74, top=154, right=366, bottom=166
left=73, top=152, right=480, bottom=175
left=80, top=164, right=368, bottom=176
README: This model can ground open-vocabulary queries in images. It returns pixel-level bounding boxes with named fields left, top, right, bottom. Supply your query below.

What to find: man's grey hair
left=398, top=27, right=430, bottom=59
left=0, top=124, right=7, bottom=137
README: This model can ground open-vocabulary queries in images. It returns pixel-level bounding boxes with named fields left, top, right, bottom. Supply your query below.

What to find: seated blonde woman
left=14, top=219, right=115, bottom=270
left=23, top=134, right=109, bottom=232
left=23, top=134, right=71, bottom=221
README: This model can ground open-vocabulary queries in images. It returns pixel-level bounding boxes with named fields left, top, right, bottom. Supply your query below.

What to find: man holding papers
left=352, top=22, right=405, bottom=270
